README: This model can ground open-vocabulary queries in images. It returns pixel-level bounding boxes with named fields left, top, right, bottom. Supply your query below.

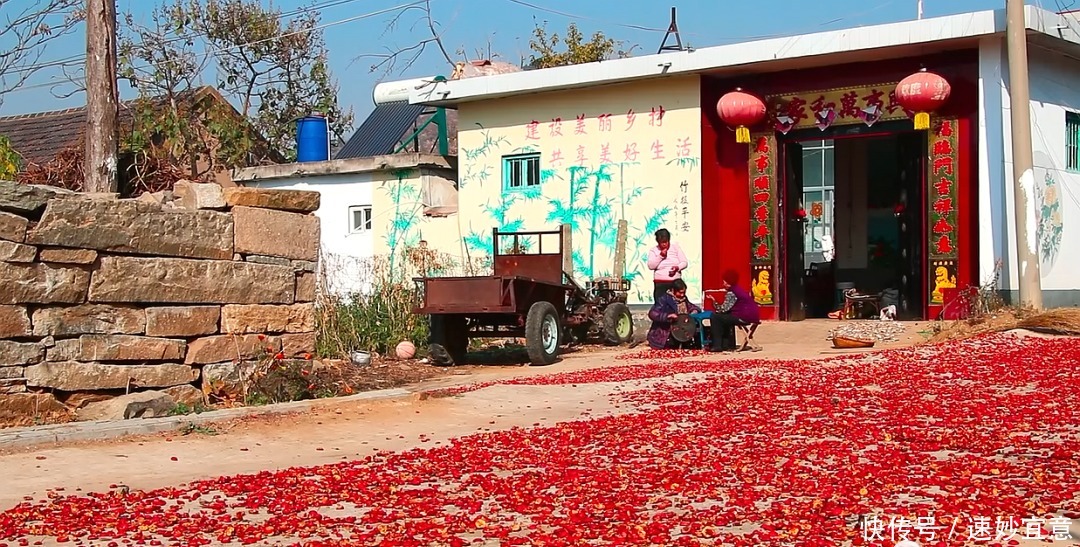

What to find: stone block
left=145, top=306, right=220, bottom=337
left=0, top=180, right=68, bottom=217
left=0, top=379, right=26, bottom=394
left=244, top=255, right=292, bottom=267
left=220, top=304, right=315, bottom=334
left=0, top=366, right=26, bottom=379
left=223, top=187, right=320, bottom=213
left=75, top=335, right=186, bottom=361
left=0, top=393, right=67, bottom=424
left=38, top=247, right=98, bottom=264
left=280, top=332, right=316, bottom=358
left=201, top=361, right=266, bottom=400
left=0, top=341, right=44, bottom=366
left=27, top=198, right=234, bottom=260
left=164, top=384, right=204, bottom=407
left=0, top=306, right=32, bottom=338
left=0, top=263, right=89, bottom=305
left=88, top=256, right=294, bottom=304
left=174, top=181, right=227, bottom=210
left=75, top=390, right=177, bottom=421
left=0, top=240, right=37, bottom=262
left=0, top=211, right=28, bottom=242
left=295, top=272, right=316, bottom=302
left=24, top=362, right=199, bottom=391
left=232, top=206, right=319, bottom=261
left=32, top=304, right=146, bottom=336
left=46, top=339, right=80, bottom=362
left=185, top=334, right=281, bottom=365
left=292, top=260, right=318, bottom=272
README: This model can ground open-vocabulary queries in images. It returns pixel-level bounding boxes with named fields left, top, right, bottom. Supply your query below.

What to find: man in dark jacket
left=709, top=270, right=761, bottom=352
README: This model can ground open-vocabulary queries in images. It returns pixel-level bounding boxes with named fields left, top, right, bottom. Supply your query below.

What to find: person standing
left=646, top=228, right=689, bottom=304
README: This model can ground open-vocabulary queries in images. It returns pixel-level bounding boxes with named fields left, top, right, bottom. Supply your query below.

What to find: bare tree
left=353, top=0, right=455, bottom=79
left=0, top=0, right=84, bottom=108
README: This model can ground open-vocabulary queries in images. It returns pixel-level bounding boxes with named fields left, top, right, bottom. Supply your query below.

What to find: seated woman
left=647, top=279, right=701, bottom=350
left=709, top=270, right=762, bottom=352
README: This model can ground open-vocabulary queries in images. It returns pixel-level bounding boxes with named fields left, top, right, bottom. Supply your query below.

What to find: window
left=502, top=153, right=541, bottom=192
left=801, top=140, right=835, bottom=268
left=349, top=206, right=372, bottom=233
left=1067, top=112, right=1080, bottom=171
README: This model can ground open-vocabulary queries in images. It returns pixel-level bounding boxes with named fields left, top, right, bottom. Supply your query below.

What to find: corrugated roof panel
left=335, top=102, right=425, bottom=159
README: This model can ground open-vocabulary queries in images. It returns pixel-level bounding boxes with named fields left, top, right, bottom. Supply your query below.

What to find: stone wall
left=0, top=180, right=320, bottom=425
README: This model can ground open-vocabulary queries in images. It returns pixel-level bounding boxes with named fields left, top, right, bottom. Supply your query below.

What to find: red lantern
left=717, top=89, right=766, bottom=144
left=894, top=69, right=951, bottom=130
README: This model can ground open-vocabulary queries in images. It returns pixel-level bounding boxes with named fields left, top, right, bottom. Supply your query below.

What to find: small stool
left=690, top=311, right=714, bottom=349
left=737, top=322, right=760, bottom=351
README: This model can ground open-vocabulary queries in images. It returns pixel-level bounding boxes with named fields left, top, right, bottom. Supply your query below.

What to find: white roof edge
left=409, top=6, right=1078, bottom=106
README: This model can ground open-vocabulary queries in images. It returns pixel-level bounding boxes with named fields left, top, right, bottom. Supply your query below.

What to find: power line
left=6, top=0, right=372, bottom=77
left=2, top=0, right=426, bottom=98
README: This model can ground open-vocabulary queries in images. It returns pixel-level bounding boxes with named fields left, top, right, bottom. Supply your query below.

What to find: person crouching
left=646, top=279, right=701, bottom=350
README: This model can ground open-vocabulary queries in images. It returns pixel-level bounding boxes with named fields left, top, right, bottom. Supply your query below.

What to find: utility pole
left=84, top=0, right=119, bottom=193
left=917, top=0, right=924, bottom=19
left=1005, top=0, right=1043, bottom=309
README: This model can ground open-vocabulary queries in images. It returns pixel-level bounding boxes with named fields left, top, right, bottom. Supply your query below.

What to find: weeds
left=315, top=247, right=488, bottom=359
left=180, top=423, right=218, bottom=436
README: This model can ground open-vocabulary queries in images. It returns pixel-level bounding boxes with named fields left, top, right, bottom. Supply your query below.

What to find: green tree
left=526, top=21, right=634, bottom=69
left=119, top=0, right=353, bottom=171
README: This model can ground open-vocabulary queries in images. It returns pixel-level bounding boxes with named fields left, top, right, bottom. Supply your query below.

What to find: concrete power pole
left=84, top=0, right=119, bottom=193
left=917, top=0, right=924, bottom=19
left=1005, top=0, right=1043, bottom=309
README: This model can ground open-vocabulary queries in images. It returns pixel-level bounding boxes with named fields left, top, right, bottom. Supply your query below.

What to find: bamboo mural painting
left=454, top=76, right=704, bottom=305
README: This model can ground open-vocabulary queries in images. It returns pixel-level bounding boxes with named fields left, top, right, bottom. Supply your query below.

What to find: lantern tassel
left=914, top=112, right=930, bottom=131
left=736, top=126, right=751, bottom=144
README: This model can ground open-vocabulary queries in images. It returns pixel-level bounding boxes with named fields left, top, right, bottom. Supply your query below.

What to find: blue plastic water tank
left=296, top=115, right=329, bottom=162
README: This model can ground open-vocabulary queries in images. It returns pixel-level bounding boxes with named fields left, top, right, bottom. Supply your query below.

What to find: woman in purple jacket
left=709, top=270, right=761, bottom=352
left=646, top=279, right=701, bottom=350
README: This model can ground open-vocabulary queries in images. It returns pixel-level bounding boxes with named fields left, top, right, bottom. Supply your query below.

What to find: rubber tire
left=429, top=315, right=468, bottom=365
left=602, top=302, right=634, bottom=345
left=525, top=301, right=561, bottom=365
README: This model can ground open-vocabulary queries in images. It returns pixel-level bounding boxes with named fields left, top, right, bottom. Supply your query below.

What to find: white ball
left=395, top=341, right=416, bottom=359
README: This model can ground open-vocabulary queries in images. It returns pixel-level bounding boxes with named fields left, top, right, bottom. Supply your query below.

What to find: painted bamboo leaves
left=460, top=128, right=509, bottom=188
left=382, top=169, right=423, bottom=276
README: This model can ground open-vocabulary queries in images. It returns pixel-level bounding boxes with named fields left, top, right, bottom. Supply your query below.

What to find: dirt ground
left=0, top=319, right=934, bottom=511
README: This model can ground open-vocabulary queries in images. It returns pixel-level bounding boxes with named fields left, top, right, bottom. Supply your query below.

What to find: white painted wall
left=246, top=174, right=376, bottom=296
left=979, top=37, right=1080, bottom=302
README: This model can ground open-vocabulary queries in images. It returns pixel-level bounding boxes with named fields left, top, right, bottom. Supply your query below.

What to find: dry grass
left=928, top=307, right=1080, bottom=343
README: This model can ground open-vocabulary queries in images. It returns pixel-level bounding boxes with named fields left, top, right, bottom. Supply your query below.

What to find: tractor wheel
left=525, top=301, right=562, bottom=365
left=602, top=302, right=634, bottom=345
left=429, top=315, right=468, bottom=365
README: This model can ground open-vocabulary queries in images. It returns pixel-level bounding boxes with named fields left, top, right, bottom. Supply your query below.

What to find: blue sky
left=1, top=0, right=1014, bottom=129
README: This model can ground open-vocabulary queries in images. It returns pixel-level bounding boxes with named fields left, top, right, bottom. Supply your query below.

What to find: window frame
left=1066, top=111, right=1080, bottom=172
left=348, top=205, right=373, bottom=234
left=502, top=153, right=542, bottom=193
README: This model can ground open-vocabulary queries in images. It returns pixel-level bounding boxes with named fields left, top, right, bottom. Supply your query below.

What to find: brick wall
left=0, top=180, right=320, bottom=425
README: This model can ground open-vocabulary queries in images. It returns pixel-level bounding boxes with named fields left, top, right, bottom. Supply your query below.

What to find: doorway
left=780, top=122, right=926, bottom=321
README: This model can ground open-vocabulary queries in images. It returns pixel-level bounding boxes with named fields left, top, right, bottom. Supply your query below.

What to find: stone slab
left=0, top=366, right=26, bottom=379
left=222, top=187, right=320, bottom=213
left=0, top=393, right=67, bottom=424
left=232, top=206, right=319, bottom=261
left=163, top=384, right=204, bottom=407
left=27, top=199, right=234, bottom=259
left=0, top=379, right=26, bottom=394
left=88, top=256, right=294, bottom=304
left=185, top=334, right=281, bottom=365
left=0, top=306, right=32, bottom=338
left=0, top=211, right=28, bottom=242
left=173, top=181, right=227, bottom=210
left=145, top=306, right=220, bottom=337
left=0, top=263, right=90, bottom=305
left=220, top=304, right=315, bottom=334
left=0, top=181, right=68, bottom=217
left=295, top=272, right=316, bottom=302
left=38, top=247, right=98, bottom=264
left=0, top=341, right=44, bottom=366
left=32, top=304, right=146, bottom=336
left=0, top=240, right=37, bottom=262
left=46, top=339, right=80, bottom=362
left=244, top=255, right=292, bottom=267
left=24, top=362, right=199, bottom=391
left=280, top=332, right=316, bottom=358
left=75, top=335, right=186, bottom=362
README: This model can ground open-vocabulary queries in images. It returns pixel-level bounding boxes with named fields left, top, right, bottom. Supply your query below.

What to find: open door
left=896, top=131, right=927, bottom=319
left=781, top=142, right=807, bottom=321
